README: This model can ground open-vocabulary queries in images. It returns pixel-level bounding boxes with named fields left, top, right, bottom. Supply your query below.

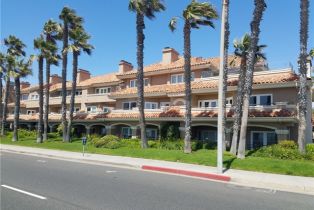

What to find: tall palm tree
left=129, top=0, right=165, bottom=148
left=169, top=0, right=218, bottom=153
left=310, top=49, right=314, bottom=58
left=34, top=35, right=47, bottom=143
left=219, top=0, right=230, bottom=153
left=1, top=35, right=26, bottom=136
left=297, top=0, right=309, bottom=154
left=65, top=27, right=93, bottom=142
left=237, top=0, right=267, bottom=159
left=59, top=7, right=83, bottom=142
left=43, top=20, right=61, bottom=141
left=12, top=59, right=32, bottom=142
left=0, top=53, right=6, bottom=125
left=230, top=34, right=266, bottom=155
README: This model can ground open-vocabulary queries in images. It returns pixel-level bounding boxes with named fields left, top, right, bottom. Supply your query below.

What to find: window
left=21, top=94, right=29, bottom=101
left=201, top=70, right=213, bottom=78
left=226, top=97, right=233, bottom=105
left=199, top=100, right=218, bottom=108
left=87, top=106, right=97, bottom=113
left=250, top=131, right=277, bottom=149
left=250, top=94, right=272, bottom=106
left=103, top=107, right=110, bottom=113
left=145, top=102, right=158, bottom=109
left=95, top=87, right=111, bottom=94
left=171, top=74, right=184, bottom=84
left=191, top=72, right=195, bottom=81
left=146, top=128, right=158, bottom=139
left=74, top=107, right=80, bottom=113
left=160, top=102, right=170, bottom=107
left=75, top=90, right=82, bottom=96
left=27, top=110, right=36, bottom=115
left=123, top=102, right=137, bottom=110
left=121, top=127, right=132, bottom=139
left=130, top=79, right=149, bottom=87
left=30, top=94, right=39, bottom=100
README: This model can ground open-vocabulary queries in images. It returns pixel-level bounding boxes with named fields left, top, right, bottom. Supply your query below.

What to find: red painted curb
left=142, top=165, right=231, bottom=182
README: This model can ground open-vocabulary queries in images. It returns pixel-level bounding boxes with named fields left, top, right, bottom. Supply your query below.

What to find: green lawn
left=1, top=136, right=314, bottom=177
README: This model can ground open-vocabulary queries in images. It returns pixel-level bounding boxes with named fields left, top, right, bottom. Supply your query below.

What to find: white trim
left=122, top=101, right=137, bottom=110
left=170, top=74, right=184, bottom=84
left=95, top=87, right=111, bottom=94
left=198, top=100, right=218, bottom=108
left=145, top=102, right=158, bottom=109
left=250, top=94, right=273, bottom=106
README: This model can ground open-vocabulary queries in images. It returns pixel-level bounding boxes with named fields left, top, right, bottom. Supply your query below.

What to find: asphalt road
left=1, top=151, right=313, bottom=210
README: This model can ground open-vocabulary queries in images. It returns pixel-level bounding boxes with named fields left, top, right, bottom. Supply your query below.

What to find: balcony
left=85, top=93, right=115, bottom=103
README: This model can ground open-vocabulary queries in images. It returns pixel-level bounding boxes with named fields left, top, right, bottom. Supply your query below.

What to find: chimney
left=162, top=47, right=179, bottom=65
left=50, top=74, right=62, bottom=84
left=20, top=81, right=30, bottom=89
left=119, top=60, right=133, bottom=74
left=77, top=69, right=91, bottom=83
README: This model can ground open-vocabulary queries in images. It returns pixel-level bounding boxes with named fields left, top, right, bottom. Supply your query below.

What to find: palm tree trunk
left=12, top=76, right=20, bottom=142
left=183, top=20, right=192, bottom=154
left=136, top=13, right=148, bottom=148
left=62, top=21, right=69, bottom=142
left=43, top=60, right=50, bottom=141
left=230, top=57, right=246, bottom=155
left=221, top=0, right=230, bottom=152
left=66, top=51, right=78, bottom=142
left=37, top=56, right=44, bottom=143
left=1, top=74, right=10, bottom=136
left=297, top=0, right=309, bottom=154
left=238, top=0, right=266, bottom=159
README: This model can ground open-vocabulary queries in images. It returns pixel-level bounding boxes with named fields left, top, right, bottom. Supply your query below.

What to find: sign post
left=82, top=136, right=87, bottom=156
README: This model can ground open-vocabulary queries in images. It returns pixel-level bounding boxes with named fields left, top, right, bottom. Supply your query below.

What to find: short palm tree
left=297, top=0, right=309, bottom=153
left=66, top=27, right=93, bottom=142
left=34, top=35, right=46, bottom=143
left=169, top=0, right=218, bottom=153
left=129, top=0, right=165, bottom=148
left=12, top=58, right=32, bottom=142
left=59, top=7, right=83, bottom=142
left=1, top=35, right=26, bottom=136
left=43, top=20, right=61, bottom=141
left=237, top=0, right=267, bottom=159
left=230, top=34, right=266, bottom=155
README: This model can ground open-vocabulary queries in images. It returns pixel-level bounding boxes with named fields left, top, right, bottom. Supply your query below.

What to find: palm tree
left=59, top=7, right=83, bottom=142
left=310, top=49, right=314, bottom=58
left=237, top=0, right=267, bottom=159
left=34, top=35, right=47, bottom=143
left=12, top=59, right=32, bottom=142
left=169, top=0, right=218, bottom=153
left=0, top=53, right=6, bottom=126
left=1, top=35, right=26, bottom=136
left=129, top=0, right=165, bottom=148
left=43, top=20, right=61, bottom=141
left=218, top=0, right=230, bottom=153
left=65, top=27, right=93, bottom=142
left=297, top=0, right=309, bottom=154
left=230, top=34, right=266, bottom=155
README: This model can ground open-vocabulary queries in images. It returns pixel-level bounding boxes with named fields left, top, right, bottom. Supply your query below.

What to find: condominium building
left=6, top=47, right=313, bottom=149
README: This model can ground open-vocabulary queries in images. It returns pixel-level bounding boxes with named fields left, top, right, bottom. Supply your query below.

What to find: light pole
left=217, top=0, right=229, bottom=174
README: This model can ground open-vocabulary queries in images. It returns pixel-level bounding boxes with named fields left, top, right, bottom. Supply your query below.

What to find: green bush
left=91, top=135, right=121, bottom=149
left=47, top=132, right=60, bottom=139
left=121, top=138, right=141, bottom=148
left=17, top=129, right=37, bottom=139
left=278, top=140, right=298, bottom=149
left=306, top=144, right=314, bottom=154
left=159, top=139, right=184, bottom=150
left=160, top=122, right=180, bottom=140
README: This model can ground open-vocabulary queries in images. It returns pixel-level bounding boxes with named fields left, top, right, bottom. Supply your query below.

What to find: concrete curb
left=142, top=165, right=231, bottom=182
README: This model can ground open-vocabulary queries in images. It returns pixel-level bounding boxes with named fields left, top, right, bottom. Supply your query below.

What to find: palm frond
left=169, top=17, right=178, bottom=32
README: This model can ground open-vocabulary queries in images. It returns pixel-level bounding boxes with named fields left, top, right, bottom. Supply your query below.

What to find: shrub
left=47, top=132, right=60, bottom=139
left=253, top=144, right=302, bottom=160
left=160, top=122, right=180, bottom=140
left=306, top=144, right=314, bottom=154
left=18, top=129, right=37, bottom=139
left=121, top=138, right=141, bottom=149
left=278, top=140, right=298, bottom=150
left=159, top=139, right=184, bottom=150
left=91, top=135, right=121, bottom=149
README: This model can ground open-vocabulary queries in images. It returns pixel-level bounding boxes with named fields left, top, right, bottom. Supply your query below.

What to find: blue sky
left=1, top=0, right=313, bottom=84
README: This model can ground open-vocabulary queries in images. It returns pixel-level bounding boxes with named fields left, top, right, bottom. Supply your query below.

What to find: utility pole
left=217, top=0, right=228, bottom=174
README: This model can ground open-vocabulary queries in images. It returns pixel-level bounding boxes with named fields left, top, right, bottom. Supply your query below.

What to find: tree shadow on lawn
left=223, top=149, right=258, bottom=173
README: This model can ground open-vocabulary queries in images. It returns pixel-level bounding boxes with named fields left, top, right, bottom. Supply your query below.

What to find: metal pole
left=217, top=0, right=227, bottom=174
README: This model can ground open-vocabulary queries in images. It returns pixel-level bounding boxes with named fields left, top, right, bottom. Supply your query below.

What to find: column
left=225, top=128, right=232, bottom=149
left=179, top=127, right=185, bottom=139
left=275, top=129, right=290, bottom=142
left=131, top=126, right=138, bottom=139
left=49, top=125, right=53, bottom=133
left=86, top=126, right=90, bottom=136
left=105, top=125, right=111, bottom=135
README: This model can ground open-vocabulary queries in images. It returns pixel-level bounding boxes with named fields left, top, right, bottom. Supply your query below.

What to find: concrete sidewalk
left=1, top=144, right=314, bottom=196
